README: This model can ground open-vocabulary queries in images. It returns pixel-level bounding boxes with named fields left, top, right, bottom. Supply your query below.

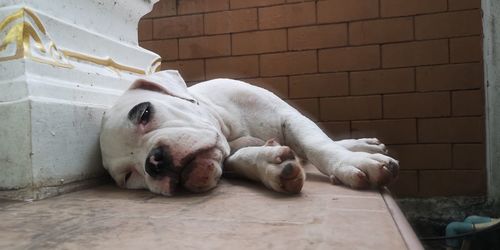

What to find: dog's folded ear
left=130, top=70, right=197, bottom=104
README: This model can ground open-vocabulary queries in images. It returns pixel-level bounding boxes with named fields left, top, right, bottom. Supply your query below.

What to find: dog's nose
left=145, top=146, right=175, bottom=179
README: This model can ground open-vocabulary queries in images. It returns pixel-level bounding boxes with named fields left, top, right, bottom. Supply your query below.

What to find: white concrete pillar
left=482, top=0, right=500, bottom=205
left=0, top=0, right=160, bottom=200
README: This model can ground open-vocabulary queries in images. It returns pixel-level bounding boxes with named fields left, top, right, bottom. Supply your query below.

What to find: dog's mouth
left=150, top=146, right=221, bottom=195
left=181, top=147, right=222, bottom=192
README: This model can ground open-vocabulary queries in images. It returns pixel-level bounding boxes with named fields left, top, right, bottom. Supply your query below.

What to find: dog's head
left=100, top=70, right=230, bottom=196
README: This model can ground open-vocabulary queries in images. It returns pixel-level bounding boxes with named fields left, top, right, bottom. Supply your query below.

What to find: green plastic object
left=445, top=216, right=493, bottom=249
left=464, top=215, right=492, bottom=225
left=446, top=221, right=473, bottom=248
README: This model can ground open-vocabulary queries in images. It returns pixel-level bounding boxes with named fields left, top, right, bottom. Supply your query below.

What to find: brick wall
left=138, top=0, right=485, bottom=198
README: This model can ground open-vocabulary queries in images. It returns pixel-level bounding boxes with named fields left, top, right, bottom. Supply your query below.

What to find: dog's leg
left=228, top=136, right=265, bottom=154
left=335, top=138, right=388, bottom=154
left=281, top=113, right=399, bottom=189
left=224, top=140, right=305, bottom=194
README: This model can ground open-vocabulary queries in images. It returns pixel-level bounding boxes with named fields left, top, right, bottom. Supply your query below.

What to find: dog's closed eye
left=128, top=102, right=154, bottom=125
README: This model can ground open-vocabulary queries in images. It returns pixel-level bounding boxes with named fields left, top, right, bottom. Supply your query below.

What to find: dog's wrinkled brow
left=128, top=102, right=151, bottom=122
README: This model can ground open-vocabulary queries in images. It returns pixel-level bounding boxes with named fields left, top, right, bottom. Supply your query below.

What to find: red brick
left=418, top=117, right=484, bottom=143
left=140, top=39, right=178, bottom=61
left=388, top=171, right=418, bottom=197
left=320, top=96, right=382, bottom=121
left=178, top=0, right=229, bottom=14
left=381, top=0, right=447, bottom=17
left=416, top=63, right=483, bottom=91
left=204, top=9, right=257, bottom=35
left=349, top=17, right=414, bottom=45
left=145, top=0, right=177, bottom=18
left=452, top=90, right=484, bottom=116
left=164, top=60, right=205, bottom=82
left=289, top=24, right=347, bottom=50
left=350, top=68, right=415, bottom=95
left=351, top=119, right=417, bottom=144
left=230, top=0, right=284, bottom=9
left=319, top=45, right=380, bottom=72
left=383, top=92, right=451, bottom=118
left=453, top=144, right=485, bottom=170
left=259, top=2, right=315, bottom=29
left=450, top=36, right=482, bottom=63
left=317, top=0, right=379, bottom=23
left=449, top=0, right=481, bottom=10
left=243, top=77, right=289, bottom=98
left=382, top=40, right=449, bottom=68
left=260, top=51, right=317, bottom=77
left=388, top=144, right=452, bottom=170
left=415, top=10, right=482, bottom=40
left=289, top=73, right=348, bottom=98
left=287, top=98, right=319, bottom=121
left=318, top=121, right=351, bottom=140
left=153, top=15, right=204, bottom=39
left=206, top=56, right=259, bottom=79
left=138, top=19, right=152, bottom=41
left=419, top=170, right=485, bottom=196
left=179, top=35, right=231, bottom=59
left=232, top=30, right=287, bottom=55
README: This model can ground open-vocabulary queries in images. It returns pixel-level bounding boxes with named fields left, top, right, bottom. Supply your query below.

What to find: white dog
left=100, top=70, right=399, bottom=196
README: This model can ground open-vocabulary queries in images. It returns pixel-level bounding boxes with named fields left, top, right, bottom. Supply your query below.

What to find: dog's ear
left=129, top=70, right=197, bottom=104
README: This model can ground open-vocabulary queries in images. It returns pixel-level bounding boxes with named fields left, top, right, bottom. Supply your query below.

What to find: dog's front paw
left=337, top=138, right=388, bottom=154
left=331, top=152, right=399, bottom=189
left=260, top=144, right=305, bottom=194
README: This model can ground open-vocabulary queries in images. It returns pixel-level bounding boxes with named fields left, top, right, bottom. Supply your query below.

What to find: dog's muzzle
left=144, top=144, right=222, bottom=195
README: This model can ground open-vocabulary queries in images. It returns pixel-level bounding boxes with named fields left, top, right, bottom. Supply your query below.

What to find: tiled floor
left=0, top=168, right=418, bottom=249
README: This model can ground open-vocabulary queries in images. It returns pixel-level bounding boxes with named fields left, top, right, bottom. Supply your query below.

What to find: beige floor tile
left=0, top=171, right=411, bottom=250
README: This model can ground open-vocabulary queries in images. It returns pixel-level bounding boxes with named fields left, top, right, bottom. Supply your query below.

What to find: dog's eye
left=139, top=105, right=151, bottom=125
left=124, top=172, right=132, bottom=183
left=128, top=102, right=154, bottom=125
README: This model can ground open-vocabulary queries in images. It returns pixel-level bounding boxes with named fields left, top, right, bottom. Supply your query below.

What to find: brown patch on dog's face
left=180, top=148, right=224, bottom=193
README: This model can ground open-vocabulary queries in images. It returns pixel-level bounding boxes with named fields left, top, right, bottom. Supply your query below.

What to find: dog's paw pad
left=278, top=162, right=305, bottom=194
left=263, top=146, right=305, bottom=194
